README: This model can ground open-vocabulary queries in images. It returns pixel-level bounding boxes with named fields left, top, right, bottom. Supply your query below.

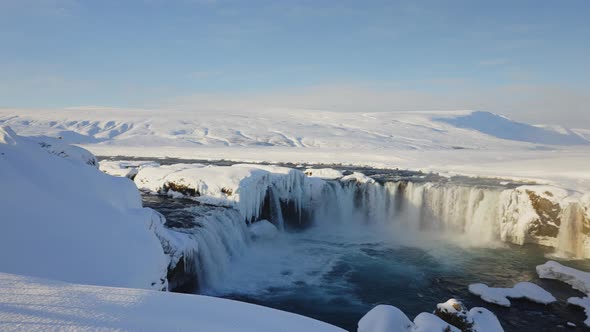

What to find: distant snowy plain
left=2, top=107, right=589, bottom=191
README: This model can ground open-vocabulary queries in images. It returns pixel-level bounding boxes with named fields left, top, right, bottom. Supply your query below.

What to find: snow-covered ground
left=0, top=272, right=344, bottom=332
left=2, top=107, right=589, bottom=191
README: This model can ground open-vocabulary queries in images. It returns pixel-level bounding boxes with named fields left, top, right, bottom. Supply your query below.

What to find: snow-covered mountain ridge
left=2, top=108, right=587, bottom=149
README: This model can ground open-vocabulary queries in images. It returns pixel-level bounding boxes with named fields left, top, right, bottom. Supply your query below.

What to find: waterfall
left=556, top=203, right=586, bottom=258
left=177, top=208, right=250, bottom=293
left=155, top=167, right=590, bottom=295
left=310, top=180, right=504, bottom=246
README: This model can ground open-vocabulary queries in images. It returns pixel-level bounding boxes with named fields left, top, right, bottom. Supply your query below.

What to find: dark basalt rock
left=434, top=300, right=475, bottom=332
left=163, top=181, right=200, bottom=197
left=526, top=190, right=561, bottom=238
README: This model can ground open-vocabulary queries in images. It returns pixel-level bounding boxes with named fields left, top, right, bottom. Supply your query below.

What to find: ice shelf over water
left=468, top=282, right=556, bottom=307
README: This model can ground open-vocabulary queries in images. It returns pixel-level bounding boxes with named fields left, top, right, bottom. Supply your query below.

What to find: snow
left=2, top=108, right=589, bottom=192
left=0, top=272, right=344, bottom=332
left=536, top=261, right=590, bottom=294
left=0, top=126, right=168, bottom=290
left=99, top=160, right=160, bottom=178
left=341, top=172, right=375, bottom=184
left=537, top=261, right=590, bottom=327
left=358, top=299, right=503, bottom=332
left=469, top=307, right=505, bottom=332
left=468, top=282, right=556, bottom=307
left=412, top=313, right=460, bottom=332
left=357, top=305, right=415, bottom=332
left=304, top=168, right=344, bottom=179
left=134, top=163, right=312, bottom=226
left=249, top=220, right=279, bottom=240
left=437, top=111, right=589, bottom=145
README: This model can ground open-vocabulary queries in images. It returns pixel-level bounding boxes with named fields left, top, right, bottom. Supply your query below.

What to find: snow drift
left=0, top=126, right=168, bottom=289
left=0, top=272, right=344, bottom=332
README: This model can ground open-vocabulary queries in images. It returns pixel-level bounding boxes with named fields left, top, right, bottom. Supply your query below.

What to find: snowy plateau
left=1, top=108, right=590, bottom=331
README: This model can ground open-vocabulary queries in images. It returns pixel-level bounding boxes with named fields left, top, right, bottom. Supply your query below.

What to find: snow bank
left=357, top=305, right=414, bottom=332
left=0, top=126, right=168, bottom=290
left=305, top=168, right=343, bottom=180
left=358, top=299, right=502, bottom=332
left=0, top=272, right=345, bottom=332
left=536, top=261, right=590, bottom=293
left=99, top=160, right=160, bottom=178
left=468, top=282, right=556, bottom=307
left=341, top=172, right=375, bottom=184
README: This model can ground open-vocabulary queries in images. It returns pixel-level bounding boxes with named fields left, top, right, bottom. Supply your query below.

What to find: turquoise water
left=215, top=228, right=590, bottom=331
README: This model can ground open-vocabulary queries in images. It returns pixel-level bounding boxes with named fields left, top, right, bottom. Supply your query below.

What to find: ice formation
left=468, top=282, right=556, bottom=307
left=536, top=261, right=590, bottom=293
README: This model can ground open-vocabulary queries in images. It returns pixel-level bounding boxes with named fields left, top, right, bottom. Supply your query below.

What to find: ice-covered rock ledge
left=111, top=160, right=590, bottom=258
left=133, top=163, right=318, bottom=228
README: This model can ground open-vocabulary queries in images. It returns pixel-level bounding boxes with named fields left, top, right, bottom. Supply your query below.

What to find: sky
left=1, top=0, right=589, bottom=127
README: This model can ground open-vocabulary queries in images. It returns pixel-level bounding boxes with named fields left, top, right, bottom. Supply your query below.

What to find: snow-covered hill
left=0, top=126, right=168, bottom=289
left=2, top=108, right=590, bottom=190
left=2, top=108, right=587, bottom=149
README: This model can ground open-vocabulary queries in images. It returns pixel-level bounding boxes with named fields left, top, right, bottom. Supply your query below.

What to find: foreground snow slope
left=0, top=126, right=168, bottom=289
left=0, top=272, right=344, bottom=332
left=2, top=107, right=590, bottom=190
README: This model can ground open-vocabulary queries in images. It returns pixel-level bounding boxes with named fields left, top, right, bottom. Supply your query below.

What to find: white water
left=179, top=208, right=250, bottom=292
left=556, top=203, right=586, bottom=259
left=310, top=181, right=504, bottom=247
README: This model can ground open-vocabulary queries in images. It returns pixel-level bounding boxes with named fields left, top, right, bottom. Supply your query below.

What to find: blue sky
left=1, top=0, right=589, bottom=126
